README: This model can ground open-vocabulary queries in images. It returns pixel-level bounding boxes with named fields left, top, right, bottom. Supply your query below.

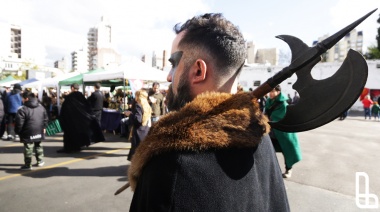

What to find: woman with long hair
left=124, top=90, right=152, bottom=161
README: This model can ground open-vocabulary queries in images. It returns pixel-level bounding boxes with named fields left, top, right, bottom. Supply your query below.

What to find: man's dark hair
left=94, top=82, right=101, bottom=89
left=152, top=82, right=160, bottom=87
left=13, top=83, right=22, bottom=91
left=71, top=83, right=79, bottom=90
left=174, top=13, right=246, bottom=79
left=110, top=85, right=116, bottom=93
left=22, top=91, right=35, bottom=99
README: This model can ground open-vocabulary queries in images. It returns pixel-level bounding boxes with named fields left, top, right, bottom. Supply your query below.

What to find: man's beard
left=166, top=74, right=193, bottom=112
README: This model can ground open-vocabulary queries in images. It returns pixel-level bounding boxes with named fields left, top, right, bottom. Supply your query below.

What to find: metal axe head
left=269, top=9, right=377, bottom=132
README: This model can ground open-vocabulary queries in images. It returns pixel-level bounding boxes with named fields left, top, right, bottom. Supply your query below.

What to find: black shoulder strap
left=265, top=101, right=282, bottom=118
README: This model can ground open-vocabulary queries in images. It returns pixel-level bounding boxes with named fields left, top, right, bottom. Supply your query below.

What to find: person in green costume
left=264, top=85, right=302, bottom=178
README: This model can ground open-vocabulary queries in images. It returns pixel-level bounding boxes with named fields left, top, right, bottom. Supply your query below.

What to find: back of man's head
left=22, top=91, right=35, bottom=100
left=94, top=82, right=101, bottom=90
left=174, top=13, right=246, bottom=80
left=71, top=83, right=79, bottom=91
left=13, top=83, right=22, bottom=91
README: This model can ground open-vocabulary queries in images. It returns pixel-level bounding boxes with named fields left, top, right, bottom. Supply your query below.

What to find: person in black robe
left=57, top=83, right=105, bottom=153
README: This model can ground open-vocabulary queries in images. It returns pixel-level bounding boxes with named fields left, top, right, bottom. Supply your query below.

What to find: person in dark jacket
left=41, top=92, right=52, bottom=121
left=5, top=83, right=22, bottom=140
left=124, top=90, right=151, bottom=161
left=0, top=86, right=9, bottom=139
left=87, top=82, right=104, bottom=125
left=0, top=92, right=4, bottom=134
left=57, top=83, right=105, bottom=153
left=15, top=91, right=48, bottom=170
left=123, top=13, right=289, bottom=211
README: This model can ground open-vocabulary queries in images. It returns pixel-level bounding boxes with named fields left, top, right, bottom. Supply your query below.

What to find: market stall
left=83, top=60, right=168, bottom=83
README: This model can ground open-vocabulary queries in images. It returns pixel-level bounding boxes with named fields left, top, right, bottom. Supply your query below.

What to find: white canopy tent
left=83, top=60, right=168, bottom=83
left=23, top=72, right=80, bottom=89
left=23, top=72, right=81, bottom=103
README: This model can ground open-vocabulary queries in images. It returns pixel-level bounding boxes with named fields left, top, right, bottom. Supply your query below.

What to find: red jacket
left=362, top=98, right=373, bottom=108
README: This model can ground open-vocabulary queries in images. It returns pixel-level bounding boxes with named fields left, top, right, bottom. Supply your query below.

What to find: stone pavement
left=281, top=113, right=380, bottom=211
left=0, top=113, right=379, bottom=211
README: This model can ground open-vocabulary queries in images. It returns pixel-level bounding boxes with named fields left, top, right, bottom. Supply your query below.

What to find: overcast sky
left=1, top=0, right=378, bottom=66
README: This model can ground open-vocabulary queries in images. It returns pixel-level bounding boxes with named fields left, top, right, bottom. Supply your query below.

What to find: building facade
left=71, top=49, right=88, bottom=73
left=255, top=48, right=279, bottom=65
left=142, top=50, right=169, bottom=70
left=87, top=16, right=120, bottom=70
left=313, top=29, right=363, bottom=62
left=246, top=41, right=257, bottom=64
left=245, top=41, right=279, bottom=65
left=0, top=23, right=22, bottom=59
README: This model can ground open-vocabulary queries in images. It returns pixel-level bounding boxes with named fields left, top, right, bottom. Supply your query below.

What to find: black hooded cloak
left=59, top=91, right=105, bottom=151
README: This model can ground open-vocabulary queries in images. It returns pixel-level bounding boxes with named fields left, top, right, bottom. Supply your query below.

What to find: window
left=253, top=80, right=261, bottom=86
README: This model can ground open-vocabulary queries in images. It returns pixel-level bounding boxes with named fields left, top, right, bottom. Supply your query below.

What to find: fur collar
left=128, top=91, right=270, bottom=190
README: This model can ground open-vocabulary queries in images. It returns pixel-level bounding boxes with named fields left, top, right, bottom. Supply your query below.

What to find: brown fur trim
left=128, top=92, right=270, bottom=190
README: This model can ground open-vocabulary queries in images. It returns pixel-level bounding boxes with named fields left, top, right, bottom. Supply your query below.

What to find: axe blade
left=270, top=46, right=368, bottom=132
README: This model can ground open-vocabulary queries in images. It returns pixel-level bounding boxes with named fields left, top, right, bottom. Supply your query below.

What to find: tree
left=365, top=13, right=380, bottom=59
left=365, top=46, right=380, bottom=59
left=278, top=49, right=291, bottom=65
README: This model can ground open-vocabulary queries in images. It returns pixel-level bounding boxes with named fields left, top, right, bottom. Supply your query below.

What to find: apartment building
left=71, top=49, right=88, bottom=73
left=313, top=29, right=363, bottom=62
left=245, top=41, right=279, bottom=65
left=87, top=16, right=120, bottom=70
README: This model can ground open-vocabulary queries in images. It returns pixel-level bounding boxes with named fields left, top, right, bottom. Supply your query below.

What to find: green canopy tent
left=0, top=75, right=21, bottom=87
left=58, top=68, right=125, bottom=87
left=58, top=68, right=106, bottom=86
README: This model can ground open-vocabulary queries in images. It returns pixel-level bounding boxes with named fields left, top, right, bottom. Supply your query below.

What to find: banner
left=370, top=89, right=380, bottom=103
left=128, top=79, right=144, bottom=97
left=360, top=88, right=370, bottom=101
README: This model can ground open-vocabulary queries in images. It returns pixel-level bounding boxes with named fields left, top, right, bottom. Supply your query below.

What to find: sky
left=0, top=0, right=379, bottom=67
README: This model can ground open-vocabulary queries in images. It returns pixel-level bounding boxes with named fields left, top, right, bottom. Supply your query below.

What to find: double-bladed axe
left=252, top=8, right=378, bottom=132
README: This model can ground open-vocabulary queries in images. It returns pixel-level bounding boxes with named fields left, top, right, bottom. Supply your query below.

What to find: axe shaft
left=252, top=66, right=294, bottom=98
left=114, top=182, right=130, bottom=195
left=252, top=82, right=275, bottom=99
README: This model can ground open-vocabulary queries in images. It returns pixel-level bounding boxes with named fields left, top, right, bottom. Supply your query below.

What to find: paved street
left=0, top=114, right=379, bottom=211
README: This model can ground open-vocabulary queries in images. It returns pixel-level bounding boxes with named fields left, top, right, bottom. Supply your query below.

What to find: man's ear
left=190, top=59, right=207, bottom=84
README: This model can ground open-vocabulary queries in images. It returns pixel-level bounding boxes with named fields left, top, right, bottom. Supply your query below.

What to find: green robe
left=265, top=92, right=302, bottom=168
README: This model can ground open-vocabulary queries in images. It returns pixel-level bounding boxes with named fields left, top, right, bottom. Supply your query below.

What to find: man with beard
left=57, top=83, right=104, bottom=153
left=148, top=82, right=165, bottom=123
left=127, top=14, right=289, bottom=211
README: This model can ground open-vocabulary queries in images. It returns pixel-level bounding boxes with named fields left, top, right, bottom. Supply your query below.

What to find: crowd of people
left=2, top=12, right=371, bottom=211
left=361, top=95, right=380, bottom=120
left=0, top=80, right=169, bottom=168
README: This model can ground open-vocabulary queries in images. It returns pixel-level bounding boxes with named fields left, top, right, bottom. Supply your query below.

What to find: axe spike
left=319, top=8, right=378, bottom=51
